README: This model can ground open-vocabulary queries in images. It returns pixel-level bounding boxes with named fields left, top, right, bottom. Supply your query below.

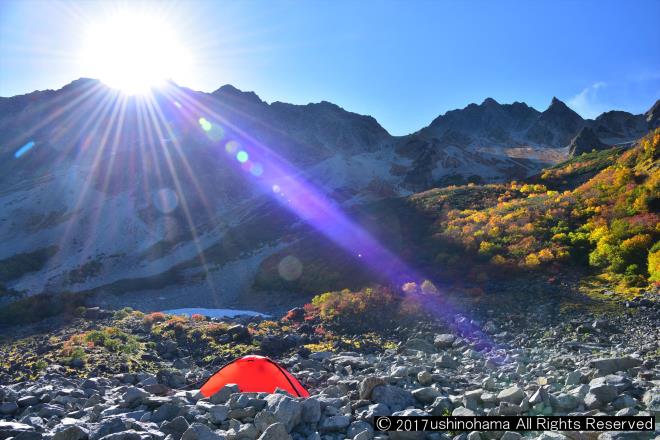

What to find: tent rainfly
left=199, top=355, right=310, bottom=398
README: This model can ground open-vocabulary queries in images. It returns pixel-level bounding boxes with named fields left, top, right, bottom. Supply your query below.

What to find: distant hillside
left=411, top=128, right=659, bottom=291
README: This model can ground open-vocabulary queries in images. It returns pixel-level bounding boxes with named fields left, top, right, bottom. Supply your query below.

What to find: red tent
left=199, top=355, right=310, bottom=398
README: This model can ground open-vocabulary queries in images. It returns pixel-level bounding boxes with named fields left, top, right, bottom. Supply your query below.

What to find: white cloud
left=568, top=82, right=607, bottom=119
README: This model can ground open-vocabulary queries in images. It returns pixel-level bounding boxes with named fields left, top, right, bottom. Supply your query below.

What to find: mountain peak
left=548, top=96, right=570, bottom=110
left=212, top=84, right=263, bottom=105
left=482, top=97, right=499, bottom=106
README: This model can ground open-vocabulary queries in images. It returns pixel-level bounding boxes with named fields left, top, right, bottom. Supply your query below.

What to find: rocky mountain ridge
left=0, top=79, right=657, bottom=310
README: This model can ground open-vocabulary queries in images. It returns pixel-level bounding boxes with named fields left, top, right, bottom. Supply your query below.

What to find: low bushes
left=304, top=284, right=432, bottom=333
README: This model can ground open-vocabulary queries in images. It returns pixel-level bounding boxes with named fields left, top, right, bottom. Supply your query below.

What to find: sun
left=81, top=11, right=192, bottom=95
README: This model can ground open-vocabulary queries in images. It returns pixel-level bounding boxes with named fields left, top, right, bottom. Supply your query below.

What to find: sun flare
left=81, top=11, right=192, bottom=95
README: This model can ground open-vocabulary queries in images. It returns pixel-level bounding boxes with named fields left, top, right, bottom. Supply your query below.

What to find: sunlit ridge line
left=4, top=81, right=103, bottom=157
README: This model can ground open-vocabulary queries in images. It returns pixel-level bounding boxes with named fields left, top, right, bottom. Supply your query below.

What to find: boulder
left=433, top=334, right=456, bottom=349
left=256, top=423, right=290, bottom=440
left=497, top=386, right=524, bottom=404
left=161, top=416, right=189, bottom=440
left=371, top=385, right=414, bottom=412
left=210, top=384, right=239, bottom=404
left=589, top=357, right=642, bottom=375
left=319, top=415, right=350, bottom=432
left=180, top=424, right=224, bottom=440
left=264, top=394, right=302, bottom=432
left=0, top=422, right=39, bottom=440
left=359, top=377, right=385, bottom=400
left=53, top=426, right=89, bottom=440
left=208, top=405, right=229, bottom=424
left=301, top=398, right=321, bottom=424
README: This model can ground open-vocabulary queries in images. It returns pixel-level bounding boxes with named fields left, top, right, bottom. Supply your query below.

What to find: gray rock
left=301, top=399, right=321, bottom=424
left=428, top=397, right=452, bottom=416
left=497, top=386, right=524, bottom=404
left=257, top=423, right=290, bottom=440
left=0, top=421, right=39, bottom=440
left=357, top=403, right=390, bottom=421
left=564, top=371, right=582, bottom=386
left=359, top=377, right=385, bottom=400
left=225, top=423, right=257, bottom=440
left=433, top=334, right=456, bottom=349
left=553, top=394, right=577, bottom=411
left=121, top=388, right=149, bottom=407
left=89, top=417, right=127, bottom=440
left=588, top=384, right=617, bottom=404
left=612, top=394, right=637, bottom=410
left=151, top=403, right=183, bottom=423
left=181, top=424, right=224, bottom=440
left=435, top=355, right=458, bottom=369
left=536, top=432, right=569, bottom=440
left=254, top=411, right=278, bottom=433
left=498, top=401, right=522, bottom=415
left=53, top=426, right=89, bottom=440
left=97, top=431, right=143, bottom=440
left=500, top=433, right=522, bottom=440
left=411, top=387, right=440, bottom=404
left=161, top=416, right=189, bottom=440
left=209, top=384, right=239, bottom=404
left=416, top=371, right=432, bottom=386
left=371, top=385, right=414, bottom=412
left=615, top=407, right=638, bottom=416
left=208, top=405, right=229, bottom=424
left=481, top=377, right=496, bottom=391
left=264, top=394, right=302, bottom=431
left=589, top=357, right=642, bottom=375
left=319, top=415, right=350, bottom=432
left=347, top=421, right=373, bottom=439
left=38, top=404, right=66, bottom=418
left=405, top=338, right=435, bottom=353
left=451, top=407, right=475, bottom=416
left=353, top=430, right=372, bottom=440
left=642, top=388, right=659, bottom=415
left=0, top=402, right=18, bottom=415
left=17, top=396, right=40, bottom=407
left=584, top=392, right=603, bottom=410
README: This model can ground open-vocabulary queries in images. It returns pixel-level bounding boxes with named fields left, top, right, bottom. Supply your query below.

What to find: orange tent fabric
left=199, top=355, right=310, bottom=398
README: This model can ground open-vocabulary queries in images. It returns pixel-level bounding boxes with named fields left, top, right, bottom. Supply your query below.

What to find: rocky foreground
left=1, top=291, right=659, bottom=440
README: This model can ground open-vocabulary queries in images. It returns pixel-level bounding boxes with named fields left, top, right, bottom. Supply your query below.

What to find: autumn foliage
left=414, top=129, right=660, bottom=288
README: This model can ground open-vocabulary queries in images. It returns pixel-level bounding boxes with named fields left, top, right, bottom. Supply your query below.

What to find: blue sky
left=1, top=0, right=659, bottom=135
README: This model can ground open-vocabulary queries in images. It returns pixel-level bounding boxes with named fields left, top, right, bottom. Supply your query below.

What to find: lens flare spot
left=278, top=255, right=303, bottom=281
left=173, top=101, right=182, bottom=108
left=272, top=184, right=281, bottom=194
left=198, top=117, right=212, bottom=132
left=250, top=163, right=264, bottom=177
left=236, top=150, right=249, bottom=163
left=14, top=141, right=35, bottom=159
left=153, top=188, right=179, bottom=214
left=225, top=140, right=239, bottom=154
